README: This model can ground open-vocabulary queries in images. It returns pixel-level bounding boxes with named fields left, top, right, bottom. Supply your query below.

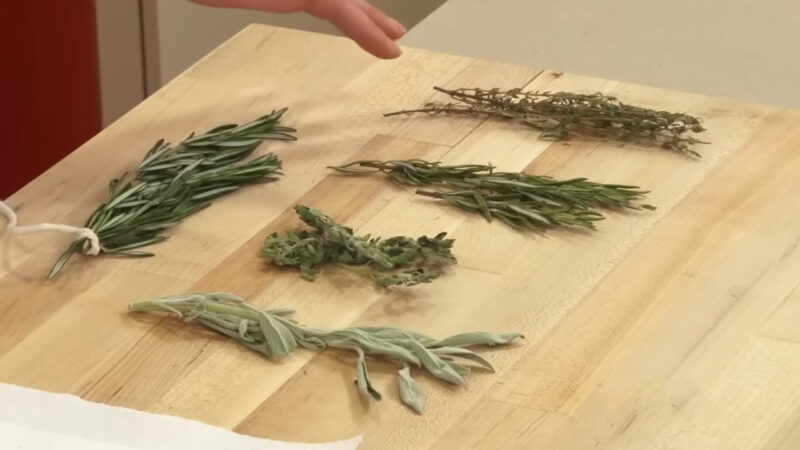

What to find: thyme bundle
left=128, top=292, right=521, bottom=414
left=386, top=87, right=707, bottom=156
left=262, top=205, right=456, bottom=287
left=330, top=159, right=654, bottom=230
left=49, top=109, right=296, bottom=278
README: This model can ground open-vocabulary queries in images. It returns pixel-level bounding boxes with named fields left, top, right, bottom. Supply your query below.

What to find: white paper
left=0, top=422, right=141, bottom=450
left=0, top=382, right=361, bottom=450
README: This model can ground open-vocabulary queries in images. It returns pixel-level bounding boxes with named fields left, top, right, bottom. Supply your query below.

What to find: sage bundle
left=386, top=87, right=707, bottom=156
left=128, top=293, right=522, bottom=414
left=330, top=159, right=654, bottom=230
left=48, top=109, right=296, bottom=279
left=262, top=205, right=456, bottom=287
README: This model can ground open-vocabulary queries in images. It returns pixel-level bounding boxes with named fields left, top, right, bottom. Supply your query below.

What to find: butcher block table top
left=2, top=25, right=800, bottom=450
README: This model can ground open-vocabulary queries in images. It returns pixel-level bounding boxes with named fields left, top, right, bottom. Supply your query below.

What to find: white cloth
left=0, top=382, right=361, bottom=450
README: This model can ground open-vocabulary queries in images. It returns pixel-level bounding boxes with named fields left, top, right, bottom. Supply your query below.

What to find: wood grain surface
left=2, top=25, right=799, bottom=450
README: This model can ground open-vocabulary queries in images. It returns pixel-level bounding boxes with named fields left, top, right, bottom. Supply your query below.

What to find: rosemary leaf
left=329, top=160, right=654, bottom=231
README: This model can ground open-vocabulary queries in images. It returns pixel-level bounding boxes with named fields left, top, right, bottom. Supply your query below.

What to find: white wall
left=150, top=0, right=445, bottom=87
left=405, top=0, right=800, bottom=109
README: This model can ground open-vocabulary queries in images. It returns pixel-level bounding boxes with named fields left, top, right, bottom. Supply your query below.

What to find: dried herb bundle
left=128, top=292, right=521, bottom=414
left=262, top=205, right=456, bottom=287
left=386, top=87, right=707, bottom=156
left=330, top=159, right=654, bottom=230
left=49, top=109, right=296, bottom=279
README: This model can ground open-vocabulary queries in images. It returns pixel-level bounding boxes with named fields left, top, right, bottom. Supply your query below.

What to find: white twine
left=0, top=200, right=101, bottom=255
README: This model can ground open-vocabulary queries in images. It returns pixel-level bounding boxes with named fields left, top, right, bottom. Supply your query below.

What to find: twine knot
left=0, top=200, right=100, bottom=255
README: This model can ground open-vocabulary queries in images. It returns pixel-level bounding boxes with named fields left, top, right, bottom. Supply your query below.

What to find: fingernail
left=387, top=43, right=402, bottom=58
left=391, top=19, right=407, bottom=36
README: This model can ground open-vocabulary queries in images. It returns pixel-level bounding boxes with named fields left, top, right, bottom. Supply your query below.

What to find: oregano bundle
left=262, top=205, right=456, bottom=288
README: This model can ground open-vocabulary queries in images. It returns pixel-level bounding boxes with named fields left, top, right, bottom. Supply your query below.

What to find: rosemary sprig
left=330, top=159, right=654, bottom=231
left=128, top=292, right=522, bottom=414
left=48, top=109, right=296, bottom=279
left=261, top=205, right=456, bottom=287
left=386, top=87, right=707, bottom=156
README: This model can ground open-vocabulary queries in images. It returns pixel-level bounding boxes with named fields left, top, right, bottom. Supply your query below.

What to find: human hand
left=190, top=0, right=406, bottom=58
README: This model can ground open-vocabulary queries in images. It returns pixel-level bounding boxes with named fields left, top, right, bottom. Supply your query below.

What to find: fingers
left=197, top=0, right=406, bottom=59
left=357, top=0, right=406, bottom=40
left=309, top=0, right=403, bottom=59
left=190, top=0, right=307, bottom=14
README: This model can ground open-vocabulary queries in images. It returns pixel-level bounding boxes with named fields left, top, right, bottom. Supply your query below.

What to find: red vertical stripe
left=0, top=0, right=102, bottom=198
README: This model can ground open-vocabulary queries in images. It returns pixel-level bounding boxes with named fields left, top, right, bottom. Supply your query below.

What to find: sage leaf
left=355, top=348, right=382, bottom=401
left=407, top=341, right=465, bottom=385
left=432, top=346, right=495, bottom=372
left=397, top=366, right=424, bottom=414
left=256, top=312, right=297, bottom=358
left=435, top=332, right=523, bottom=348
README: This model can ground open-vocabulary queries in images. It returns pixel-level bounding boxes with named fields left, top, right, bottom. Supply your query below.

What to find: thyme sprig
left=386, top=87, right=707, bottom=156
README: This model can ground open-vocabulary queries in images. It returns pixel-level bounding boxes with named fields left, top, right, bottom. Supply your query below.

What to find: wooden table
left=2, top=25, right=800, bottom=449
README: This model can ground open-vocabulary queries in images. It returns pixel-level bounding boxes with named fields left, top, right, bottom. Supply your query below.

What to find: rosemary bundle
left=49, top=110, right=296, bottom=279
left=128, top=293, right=521, bottom=414
left=330, top=159, right=654, bottom=230
left=262, top=205, right=456, bottom=287
left=386, top=87, right=707, bottom=156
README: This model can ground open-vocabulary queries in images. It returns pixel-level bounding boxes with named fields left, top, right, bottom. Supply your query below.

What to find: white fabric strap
left=0, top=200, right=100, bottom=255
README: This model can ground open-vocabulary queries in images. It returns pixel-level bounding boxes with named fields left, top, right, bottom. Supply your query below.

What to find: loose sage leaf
left=355, top=348, right=382, bottom=401
left=398, top=366, right=425, bottom=414
left=128, top=293, right=521, bottom=414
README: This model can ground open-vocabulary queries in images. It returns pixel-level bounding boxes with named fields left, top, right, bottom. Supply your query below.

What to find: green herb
left=386, top=87, right=707, bottom=156
left=48, top=109, right=296, bottom=279
left=261, top=205, right=456, bottom=287
left=128, top=292, right=522, bottom=414
left=330, top=159, right=654, bottom=231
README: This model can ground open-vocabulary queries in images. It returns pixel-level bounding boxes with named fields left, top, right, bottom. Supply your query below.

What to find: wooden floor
left=2, top=25, right=799, bottom=449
